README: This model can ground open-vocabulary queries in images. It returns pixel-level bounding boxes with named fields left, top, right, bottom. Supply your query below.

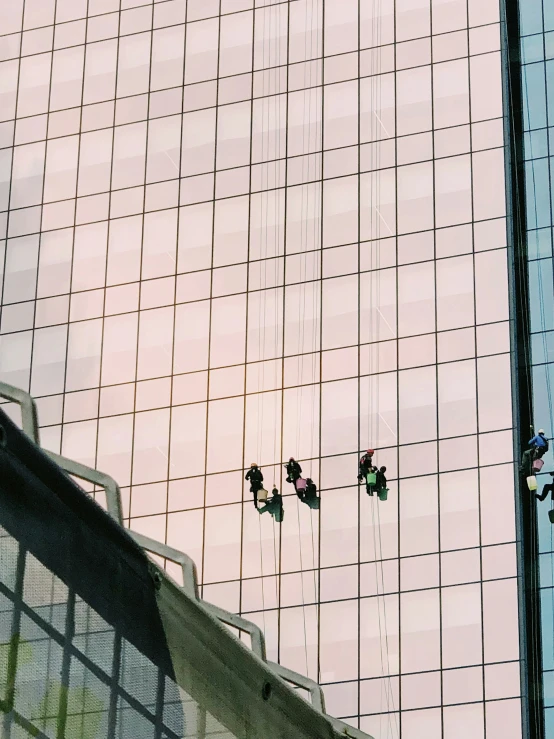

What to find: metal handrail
left=0, top=380, right=373, bottom=739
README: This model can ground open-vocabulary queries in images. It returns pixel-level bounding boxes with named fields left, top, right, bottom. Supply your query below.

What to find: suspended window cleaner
left=359, top=451, right=388, bottom=502
left=522, top=427, right=551, bottom=487
left=297, top=477, right=320, bottom=510
left=529, top=429, right=549, bottom=458
left=245, top=463, right=267, bottom=508
left=375, top=466, right=389, bottom=502
left=258, top=486, right=284, bottom=522
left=534, top=471, right=554, bottom=502
left=534, top=471, right=554, bottom=525
left=358, top=449, right=375, bottom=482
left=284, top=458, right=320, bottom=509
left=285, top=457, right=302, bottom=485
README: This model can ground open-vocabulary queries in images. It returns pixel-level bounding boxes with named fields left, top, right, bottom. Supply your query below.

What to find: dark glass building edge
left=502, top=1, right=543, bottom=738
left=502, top=0, right=547, bottom=737
left=516, top=0, right=554, bottom=734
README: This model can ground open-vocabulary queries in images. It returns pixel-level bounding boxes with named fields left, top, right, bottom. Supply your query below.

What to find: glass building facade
left=0, top=0, right=527, bottom=736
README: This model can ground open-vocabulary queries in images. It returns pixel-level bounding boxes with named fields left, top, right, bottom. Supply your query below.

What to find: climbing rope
left=308, top=0, right=321, bottom=618
left=255, top=0, right=290, bottom=641
left=256, top=0, right=278, bottom=631
left=363, top=1, right=398, bottom=735
left=293, top=0, right=321, bottom=679
left=272, top=0, right=284, bottom=616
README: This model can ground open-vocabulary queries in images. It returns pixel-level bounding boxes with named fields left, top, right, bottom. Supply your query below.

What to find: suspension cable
left=293, top=0, right=320, bottom=679
left=365, top=1, right=398, bottom=734
left=256, top=1, right=273, bottom=632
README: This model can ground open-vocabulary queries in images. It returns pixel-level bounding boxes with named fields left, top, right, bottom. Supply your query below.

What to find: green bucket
left=377, top=487, right=389, bottom=501
left=366, top=472, right=377, bottom=486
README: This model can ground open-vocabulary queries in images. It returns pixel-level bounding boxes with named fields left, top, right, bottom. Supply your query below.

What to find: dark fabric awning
left=0, top=407, right=175, bottom=679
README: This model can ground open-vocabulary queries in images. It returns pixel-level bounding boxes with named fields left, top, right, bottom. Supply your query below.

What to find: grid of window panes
left=0, top=526, right=187, bottom=739
left=519, top=0, right=554, bottom=734
left=0, top=0, right=522, bottom=736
